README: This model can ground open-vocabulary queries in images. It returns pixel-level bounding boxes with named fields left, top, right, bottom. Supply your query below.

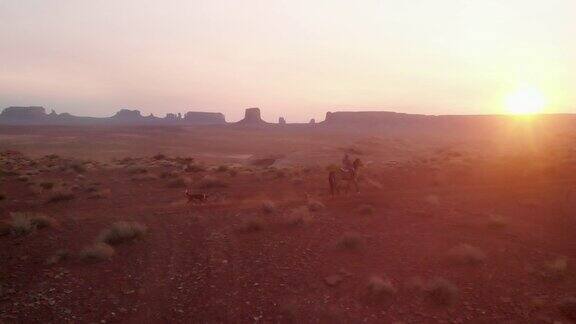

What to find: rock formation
left=184, top=112, right=226, bottom=124
left=236, top=108, right=266, bottom=125
left=279, top=117, right=286, bottom=125
left=0, top=106, right=47, bottom=120
left=309, top=118, right=316, bottom=124
left=112, top=109, right=143, bottom=120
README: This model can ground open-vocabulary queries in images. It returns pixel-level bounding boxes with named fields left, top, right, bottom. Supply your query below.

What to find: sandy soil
left=2, top=126, right=576, bottom=323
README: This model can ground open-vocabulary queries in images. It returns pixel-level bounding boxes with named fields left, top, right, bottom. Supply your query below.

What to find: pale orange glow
left=505, top=87, right=547, bottom=115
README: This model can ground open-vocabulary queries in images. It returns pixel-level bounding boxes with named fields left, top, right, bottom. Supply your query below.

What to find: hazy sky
left=1, top=0, right=575, bottom=122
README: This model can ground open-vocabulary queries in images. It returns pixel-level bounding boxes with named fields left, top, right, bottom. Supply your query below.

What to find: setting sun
left=505, top=87, right=547, bottom=115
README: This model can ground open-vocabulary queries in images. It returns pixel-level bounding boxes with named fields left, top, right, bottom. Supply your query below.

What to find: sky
left=1, top=0, right=575, bottom=122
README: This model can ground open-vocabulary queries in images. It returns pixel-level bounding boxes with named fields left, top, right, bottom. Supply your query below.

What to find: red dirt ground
left=2, top=150, right=576, bottom=323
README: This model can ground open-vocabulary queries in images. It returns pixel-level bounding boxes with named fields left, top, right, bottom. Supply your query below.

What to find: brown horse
left=329, top=158, right=362, bottom=196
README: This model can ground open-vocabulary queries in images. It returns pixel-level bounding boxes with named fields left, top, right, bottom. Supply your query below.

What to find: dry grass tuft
left=88, top=188, right=112, bottom=199
left=46, top=249, right=70, bottom=265
left=39, top=181, right=55, bottom=190
left=426, top=278, right=459, bottom=306
left=559, top=297, right=576, bottom=321
left=286, top=207, right=313, bottom=227
left=307, top=199, right=325, bottom=212
left=543, top=257, right=569, bottom=280
left=367, top=276, right=396, bottom=298
left=447, top=243, right=486, bottom=265
left=0, top=221, right=10, bottom=236
left=47, top=188, right=75, bottom=203
left=97, top=221, right=148, bottom=245
left=80, top=243, right=115, bottom=262
left=166, top=176, right=190, bottom=188
left=261, top=200, right=277, bottom=214
left=486, top=214, right=509, bottom=229
left=241, top=217, right=265, bottom=232
left=356, top=204, right=375, bottom=215
left=337, top=232, right=363, bottom=250
left=9, top=212, right=55, bottom=236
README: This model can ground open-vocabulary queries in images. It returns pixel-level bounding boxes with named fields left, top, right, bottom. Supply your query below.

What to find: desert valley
left=2, top=105, right=576, bottom=323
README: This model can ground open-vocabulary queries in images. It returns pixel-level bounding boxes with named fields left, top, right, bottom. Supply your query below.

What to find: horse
left=329, top=158, right=362, bottom=197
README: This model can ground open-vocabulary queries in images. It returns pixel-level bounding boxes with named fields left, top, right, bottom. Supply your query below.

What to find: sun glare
left=505, top=87, right=546, bottom=115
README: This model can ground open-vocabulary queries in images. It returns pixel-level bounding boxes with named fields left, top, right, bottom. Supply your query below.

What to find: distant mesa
left=279, top=117, right=286, bottom=125
left=1, top=106, right=48, bottom=120
left=112, top=109, right=143, bottom=120
left=184, top=111, right=226, bottom=124
left=236, top=107, right=267, bottom=125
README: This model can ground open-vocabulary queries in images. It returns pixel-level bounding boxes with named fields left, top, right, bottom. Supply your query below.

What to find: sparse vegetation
left=542, top=257, right=569, bottom=280
left=286, top=207, right=313, bottom=226
left=426, top=278, right=459, bottom=306
left=367, top=276, right=396, bottom=298
left=559, top=297, right=576, bottom=321
left=39, top=181, right=55, bottom=190
left=261, top=200, right=277, bottom=214
left=9, top=212, right=55, bottom=236
left=153, top=153, right=167, bottom=160
left=80, top=243, right=115, bottom=262
left=216, top=165, right=229, bottom=172
left=486, top=214, right=509, bottom=229
left=0, top=221, right=10, bottom=236
left=356, top=204, right=375, bottom=215
left=46, top=249, right=70, bottom=265
left=97, top=221, right=148, bottom=245
left=337, top=232, right=363, bottom=249
left=307, top=199, right=324, bottom=212
left=241, top=217, right=265, bottom=232
left=47, top=188, right=75, bottom=203
left=447, top=243, right=486, bottom=265
left=88, top=188, right=112, bottom=199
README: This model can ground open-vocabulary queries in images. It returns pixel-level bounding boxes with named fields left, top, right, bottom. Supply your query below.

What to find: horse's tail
left=329, top=171, right=337, bottom=197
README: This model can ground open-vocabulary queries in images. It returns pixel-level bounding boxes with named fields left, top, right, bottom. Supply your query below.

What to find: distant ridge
left=0, top=106, right=226, bottom=125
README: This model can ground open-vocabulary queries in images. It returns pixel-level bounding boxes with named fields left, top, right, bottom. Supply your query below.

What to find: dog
left=185, top=189, right=209, bottom=204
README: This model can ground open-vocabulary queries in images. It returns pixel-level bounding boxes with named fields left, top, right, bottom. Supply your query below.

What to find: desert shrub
left=356, top=204, right=375, bottom=215
left=47, top=189, right=75, bottom=203
left=286, top=207, right=313, bottom=227
left=69, top=162, right=87, bottom=173
left=46, top=249, right=70, bottom=265
left=216, top=165, right=229, bottom=172
left=228, top=169, right=238, bottom=177
left=486, top=214, right=508, bottom=229
left=88, top=188, right=112, bottom=199
left=17, top=175, right=29, bottom=182
left=0, top=221, right=10, bottom=236
left=9, top=213, right=54, bottom=236
left=291, top=178, right=304, bottom=185
left=0, top=193, right=5, bottom=201
left=160, top=171, right=178, bottom=179
left=426, top=278, right=459, bottom=306
left=307, top=199, right=325, bottom=212
left=127, top=166, right=147, bottom=175
left=447, top=244, right=486, bottom=265
left=184, top=164, right=206, bottom=173
left=39, top=181, right=55, bottom=190
left=153, top=153, right=167, bottom=160
left=196, top=176, right=228, bottom=189
left=97, top=221, right=148, bottom=245
left=559, top=297, right=576, bottom=321
left=241, top=217, right=265, bottom=232
left=80, top=243, right=115, bottom=262
left=261, top=200, right=277, bottom=214
left=337, top=232, right=363, bottom=249
left=543, top=257, right=569, bottom=280
left=30, top=214, right=56, bottom=229
left=367, top=276, right=396, bottom=298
